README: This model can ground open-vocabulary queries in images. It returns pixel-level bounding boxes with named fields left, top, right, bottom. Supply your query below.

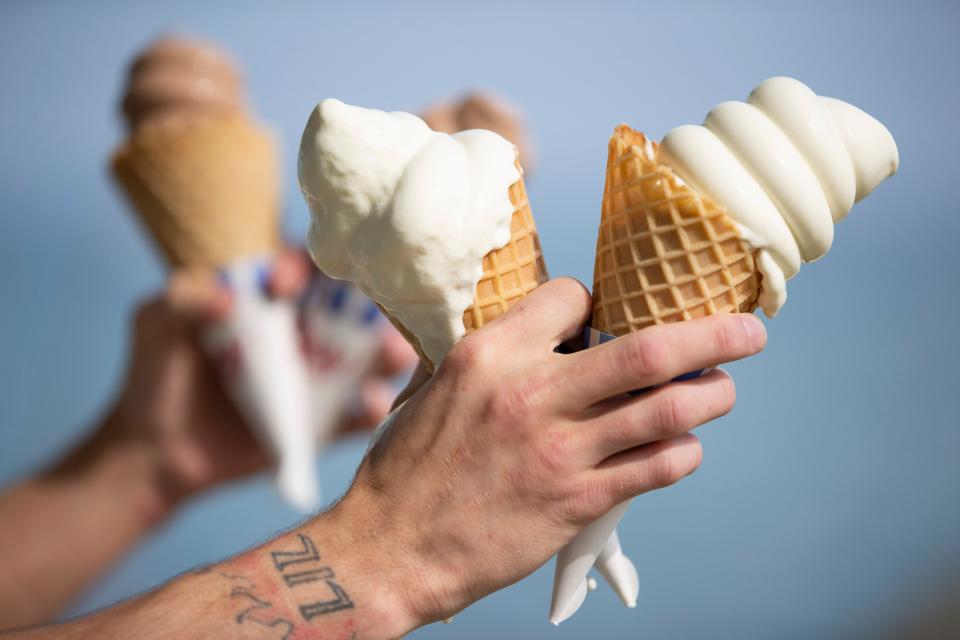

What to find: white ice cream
left=299, top=99, right=520, bottom=366
left=659, top=77, right=899, bottom=316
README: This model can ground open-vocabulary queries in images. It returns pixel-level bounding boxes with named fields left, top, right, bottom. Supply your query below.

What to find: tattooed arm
left=9, top=521, right=397, bottom=640
left=0, top=254, right=415, bottom=631
left=3, top=279, right=765, bottom=639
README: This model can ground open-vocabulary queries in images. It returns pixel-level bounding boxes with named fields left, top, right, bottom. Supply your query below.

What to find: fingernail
left=740, top=314, right=766, bottom=351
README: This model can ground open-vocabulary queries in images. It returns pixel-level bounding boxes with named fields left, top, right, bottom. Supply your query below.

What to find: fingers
left=555, top=313, right=765, bottom=412
left=578, top=370, right=734, bottom=464
left=164, top=248, right=313, bottom=324
left=269, top=247, right=313, bottom=299
left=476, top=277, right=593, bottom=354
left=592, top=433, right=703, bottom=507
left=166, top=269, right=232, bottom=323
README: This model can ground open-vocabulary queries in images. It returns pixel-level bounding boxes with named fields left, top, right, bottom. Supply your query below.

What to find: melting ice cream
left=299, top=99, right=520, bottom=366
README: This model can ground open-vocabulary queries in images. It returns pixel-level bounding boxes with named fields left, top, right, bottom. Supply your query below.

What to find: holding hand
left=107, top=248, right=415, bottom=507
left=327, top=277, right=766, bottom=632
left=7, top=277, right=764, bottom=638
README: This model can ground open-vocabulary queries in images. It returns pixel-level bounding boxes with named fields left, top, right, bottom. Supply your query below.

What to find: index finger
left=553, top=313, right=766, bottom=412
left=166, top=269, right=232, bottom=323
left=268, top=247, right=314, bottom=299
left=479, top=277, right=593, bottom=356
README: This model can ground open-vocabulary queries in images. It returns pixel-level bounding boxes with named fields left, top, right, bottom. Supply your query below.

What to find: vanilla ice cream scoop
left=299, top=99, right=520, bottom=366
left=658, top=76, right=899, bottom=316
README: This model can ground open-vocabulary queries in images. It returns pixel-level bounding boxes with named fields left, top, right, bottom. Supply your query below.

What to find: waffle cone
left=384, top=169, right=548, bottom=372
left=112, top=113, right=281, bottom=270
left=592, top=126, right=760, bottom=335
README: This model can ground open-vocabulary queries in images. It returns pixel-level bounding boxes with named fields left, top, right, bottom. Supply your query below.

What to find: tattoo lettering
left=208, top=569, right=295, bottom=639
left=298, top=580, right=354, bottom=621
left=271, top=533, right=320, bottom=570
left=233, top=587, right=294, bottom=639
left=270, top=534, right=355, bottom=621
left=283, top=566, right=334, bottom=587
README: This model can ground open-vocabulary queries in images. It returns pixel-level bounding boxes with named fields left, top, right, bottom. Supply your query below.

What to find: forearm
left=0, top=414, right=173, bottom=630
left=8, top=502, right=418, bottom=640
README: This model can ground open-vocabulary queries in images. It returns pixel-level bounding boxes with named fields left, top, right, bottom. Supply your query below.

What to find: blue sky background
left=1, top=1, right=958, bottom=638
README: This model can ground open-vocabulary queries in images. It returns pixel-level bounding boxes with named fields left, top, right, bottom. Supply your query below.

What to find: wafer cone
left=383, top=164, right=548, bottom=372
left=551, top=126, right=762, bottom=625
left=113, top=111, right=320, bottom=510
left=592, top=125, right=760, bottom=335
left=112, top=113, right=280, bottom=269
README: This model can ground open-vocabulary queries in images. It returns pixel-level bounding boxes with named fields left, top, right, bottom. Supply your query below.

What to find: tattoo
left=298, top=581, right=354, bottom=621
left=233, top=586, right=295, bottom=639
left=206, top=533, right=355, bottom=639
left=206, top=569, right=295, bottom=639
left=270, top=534, right=355, bottom=621
left=270, top=532, right=320, bottom=570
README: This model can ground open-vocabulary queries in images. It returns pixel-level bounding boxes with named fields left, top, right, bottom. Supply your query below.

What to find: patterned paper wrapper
left=298, top=274, right=382, bottom=457
left=202, top=256, right=317, bottom=512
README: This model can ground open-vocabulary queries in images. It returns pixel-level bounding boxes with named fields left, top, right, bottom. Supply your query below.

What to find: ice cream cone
left=421, top=92, right=537, bottom=176
left=591, top=125, right=760, bottom=335
left=112, top=113, right=280, bottom=269
left=556, top=78, right=899, bottom=620
left=383, top=167, right=548, bottom=373
left=551, top=126, right=763, bottom=623
left=111, top=36, right=318, bottom=511
left=463, top=172, right=547, bottom=331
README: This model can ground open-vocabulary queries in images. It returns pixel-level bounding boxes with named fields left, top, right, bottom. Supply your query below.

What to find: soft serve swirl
left=299, top=99, right=520, bottom=366
left=658, top=77, right=899, bottom=316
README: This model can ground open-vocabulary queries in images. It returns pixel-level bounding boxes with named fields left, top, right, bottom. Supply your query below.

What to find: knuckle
left=713, top=317, right=743, bottom=357
left=492, top=369, right=551, bottom=428
left=534, top=427, right=574, bottom=476
left=549, top=277, right=593, bottom=311
left=605, top=409, right=638, bottom=446
left=657, top=392, right=689, bottom=435
left=647, top=451, right=677, bottom=488
left=622, top=333, right=667, bottom=380
left=564, top=477, right=611, bottom=524
left=647, top=439, right=703, bottom=489
left=445, top=333, right=498, bottom=375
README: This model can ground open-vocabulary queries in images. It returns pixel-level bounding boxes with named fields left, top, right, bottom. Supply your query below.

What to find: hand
left=9, top=278, right=764, bottom=639
left=103, top=249, right=415, bottom=509
left=326, top=278, right=766, bottom=633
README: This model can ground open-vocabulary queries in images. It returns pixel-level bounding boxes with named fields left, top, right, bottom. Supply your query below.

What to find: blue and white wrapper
left=549, top=326, right=711, bottom=624
left=298, top=274, right=382, bottom=461
left=203, top=256, right=317, bottom=512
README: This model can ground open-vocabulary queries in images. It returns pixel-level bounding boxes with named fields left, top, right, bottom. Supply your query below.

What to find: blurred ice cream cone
left=422, top=91, right=537, bottom=176
left=111, top=36, right=317, bottom=511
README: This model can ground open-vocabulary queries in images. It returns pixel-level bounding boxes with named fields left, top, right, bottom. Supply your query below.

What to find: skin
left=0, top=250, right=415, bottom=631
left=1, top=278, right=766, bottom=639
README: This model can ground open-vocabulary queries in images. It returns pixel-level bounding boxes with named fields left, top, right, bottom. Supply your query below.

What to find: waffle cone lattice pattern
left=112, top=114, right=280, bottom=269
left=384, top=171, right=549, bottom=373
left=592, top=126, right=760, bottom=336
left=462, top=174, right=549, bottom=333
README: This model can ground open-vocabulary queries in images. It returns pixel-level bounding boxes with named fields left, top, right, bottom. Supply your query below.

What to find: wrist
left=47, top=410, right=178, bottom=531
left=299, top=503, right=422, bottom=639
